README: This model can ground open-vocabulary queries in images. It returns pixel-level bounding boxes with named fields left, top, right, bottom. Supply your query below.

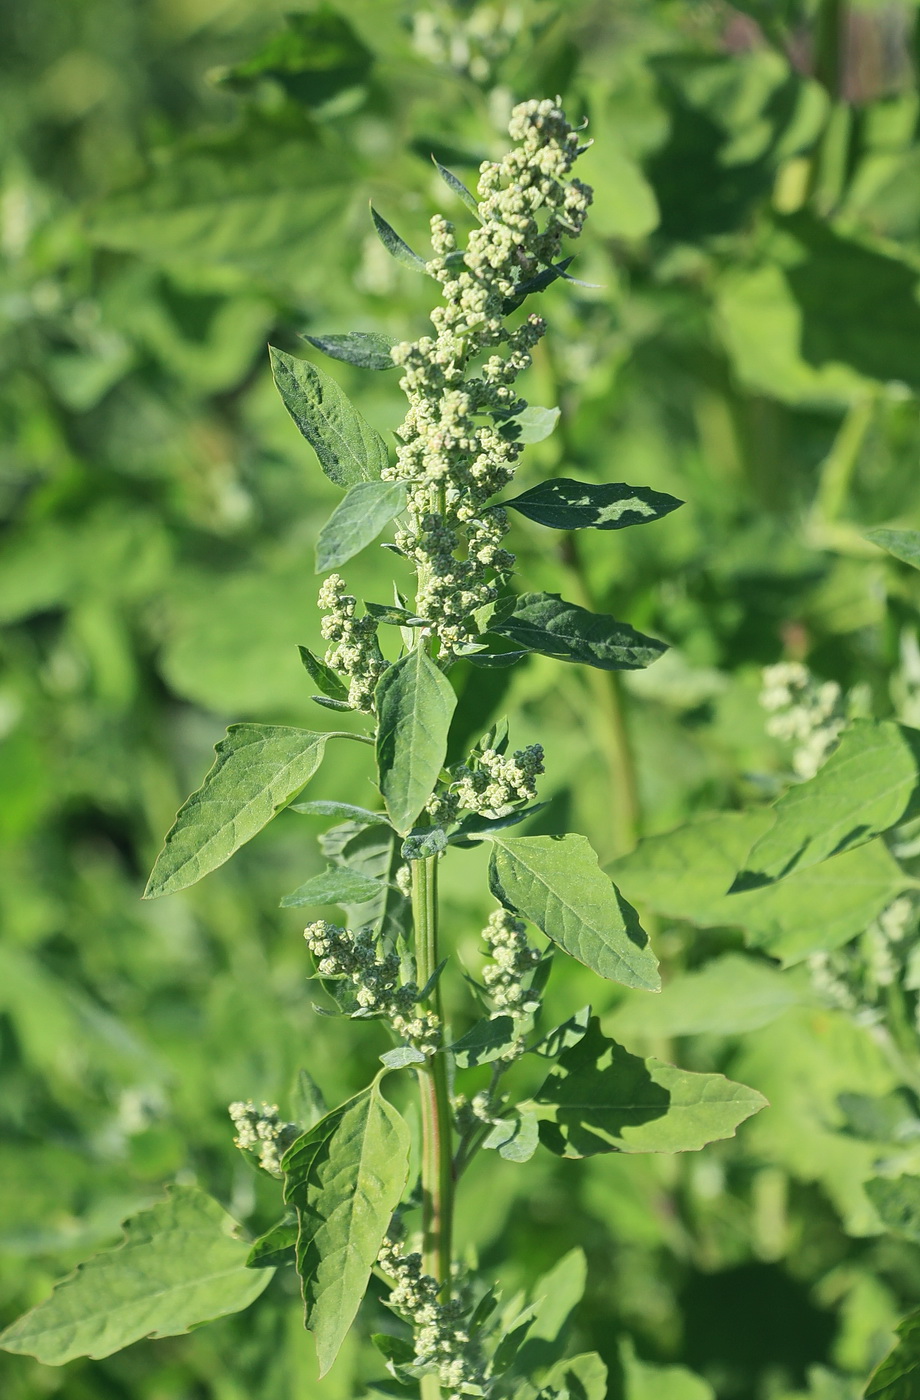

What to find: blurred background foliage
left=5, top=1, right=920, bottom=1397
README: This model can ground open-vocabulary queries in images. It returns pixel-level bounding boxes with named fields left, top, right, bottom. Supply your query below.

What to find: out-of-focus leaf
left=216, top=11, right=373, bottom=106
left=865, top=1307, right=920, bottom=1400
left=608, top=954, right=810, bottom=1039
left=868, top=528, right=920, bottom=571
left=865, top=1176, right=920, bottom=1243
left=620, top=1338, right=715, bottom=1400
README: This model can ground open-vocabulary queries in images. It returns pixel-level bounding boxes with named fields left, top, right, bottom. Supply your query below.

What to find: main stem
left=412, top=855, right=454, bottom=1292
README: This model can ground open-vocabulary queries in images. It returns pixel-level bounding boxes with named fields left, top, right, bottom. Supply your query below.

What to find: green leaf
left=269, top=347, right=388, bottom=488
left=246, top=1212, right=298, bottom=1269
left=280, top=865, right=384, bottom=908
left=511, top=1248, right=587, bottom=1382
left=401, top=827, right=448, bottom=860
left=364, top=602, right=429, bottom=627
left=315, top=480, right=407, bottom=573
left=502, top=479, right=683, bottom=531
left=533, top=1017, right=766, bottom=1157
left=432, top=157, right=481, bottom=218
left=451, top=1015, right=518, bottom=1068
left=0, top=1187, right=270, bottom=1364
left=498, top=407, right=561, bottom=445
left=865, top=1306, right=920, bottom=1400
left=538, top=1353, right=608, bottom=1400
left=375, top=649, right=457, bottom=834
left=502, top=257, right=575, bottom=313
left=866, top=1176, right=920, bottom=1242
left=283, top=1079, right=410, bottom=1377
left=298, top=645, right=349, bottom=702
left=291, top=800, right=390, bottom=825
left=303, top=331, right=399, bottom=371
left=491, top=593, right=667, bottom=672
left=450, top=803, right=549, bottom=846
left=488, top=835, right=660, bottom=991
left=608, top=953, right=809, bottom=1039
left=733, top=721, right=920, bottom=887
left=215, top=10, right=373, bottom=105
left=867, top=528, right=920, bottom=572
left=370, top=206, right=429, bottom=273
left=620, top=1338, right=715, bottom=1400
left=483, top=1106, right=540, bottom=1162
left=379, top=1045, right=427, bottom=1069
left=145, top=725, right=336, bottom=898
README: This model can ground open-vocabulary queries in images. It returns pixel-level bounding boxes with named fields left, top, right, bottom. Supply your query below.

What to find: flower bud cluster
left=760, top=662, right=845, bottom=779
left=377, top=1239, right=486, bottom=1399
left=317, top=574, right=388, bottom=712
left=304, top=920, right=440, bottom=1056
left=426, top=743, right=544, bottom=824
left=386, top=101, right=592, bottom=656
left=481, top=907, right=542, bottom=1017
left=228, top=1100, right=299, bottom=1178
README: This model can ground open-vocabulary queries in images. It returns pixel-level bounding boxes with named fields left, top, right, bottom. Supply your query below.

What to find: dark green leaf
left=370, top=207, right=429, bottom=273
left=246, top=1212, right=298, bottom=1269
left=283, top=1079, right=410, bottom=1376
left=375, top=649, right=457, bottom=834
left=315, top=480, right=407, bottom=573
left=311, top=696, right=354, bottom=712
left=145, top=726, right=335, bottom=898
left=502, top=257, right=574, bottom=313
left=733, top=720, right=920, bottom=887
left=450, top=802, right=548, bottom=846
left=270, top=347, right=388, bottom=488
left=298, top=645, right=348, bottom=701
left=432, top=157, right=480, bottom=218
left=866, top=1176, right=920, bottom=1242
left=502, top=479, right=683, bottom=531
left=365, top=602, right=429, bottom=627
left=533, top=1017, right=766, bottom=1157
left=488, top=834, right=660, bottom=991
left=215, top=11, right=372, bottom=106
left=0, top=1188, right=271, bottom=1364
left=303, top=332, right=399, bottom=370
left=867, top=528, right=920, bottom=572
left=865, top=1306, right=920, bottom=1400
left=491, top=593, right=667, bottom=672
left=450, top=1015, right=517, bottom=1068
left=280, top=865, right=385, bottom=908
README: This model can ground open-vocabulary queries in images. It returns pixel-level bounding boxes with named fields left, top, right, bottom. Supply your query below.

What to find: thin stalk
left=412, top=856, right=454, bottom=1291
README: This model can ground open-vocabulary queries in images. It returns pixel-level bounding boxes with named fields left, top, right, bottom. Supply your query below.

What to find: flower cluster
left=228, top=1100, right=299, bottom=1177
left=377, top=1238, right=486, bottom=1399
left=318, top=574, right=388, bottom=712
left=410, top=0, right=525, bottom=87
left=304, top=920, right=440, bottom=1055
left=427, top=742, right=544, bottom=824
left=481, top=907, right=542, bottom=1017
left=760, top=662, right=846, bottom=779
left=808, top=895, right=920, bottom=1029
left=385, top=100, right=592, bottom=655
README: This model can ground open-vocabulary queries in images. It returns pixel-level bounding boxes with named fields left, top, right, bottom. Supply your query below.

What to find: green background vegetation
left=5, top=1, right=920, bottom=1396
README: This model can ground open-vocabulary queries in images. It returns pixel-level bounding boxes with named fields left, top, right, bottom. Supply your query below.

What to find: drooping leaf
left=145, top=726, right=339, bottom=898
left=246, top=1212, right=299, bottom=1269
left=865, top=1176, right=920, bottom=1243
left=283, top=1079, right=410, bottom=1376
left=0, top=1188, right=270, bottom=1364
left=502, top=257, right=575, bottom=312
left=450, top=1015, right=518, bottom=1068
left=302, top=331, right=399, bottom=371
left=375, top=649, right=457, bottom=834
left=865, top=1306, right=920, bottom=1400
left=450, top=802, right=549, bottom=846
left=867, top=528, right=920, bottom=572
left=432, top=157, right=481, bottom=218
left=533, top=1017, right=766, bottom=1157
left=280, top=865, right=385, bottom=908
left=215, top=10, right=373, bottom=105
left=491, top=593, right=667, bottom=671
left=269, top=347, right=388, bottom=488
left=487, top=835, right=660, bottom=991
left=315, top=480, right=408, bottom=573
left=370, top=206, right=429, bottom=273
left=733, top=720, right=920, bottom=887
left=502, top=479, right=683, bottom=531
left=298, top=645, right=349, bottom=702
left=498, top=407, right=560, bottom=445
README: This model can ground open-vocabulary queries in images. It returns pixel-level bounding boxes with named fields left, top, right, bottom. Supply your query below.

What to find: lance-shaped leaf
left=0, top=1187, right=270, bottom=1364
left=867, top=527, right=920, bottom=571
left=298, top=645, right=349, bottom=702
left=145, top=725, right=339, bottom=898
left=865, top=1306, right=920, bottom=1400
left=376, top=649, right=457, bottom=834
left=432, top=157, right=481, bottom=219
left=270, top=347, right=388, bottom=488
left=370, top=206, right=429, bottom=272
left=491, top=593, right=667, bottom=672
left=315, top=479, right=407, bottom=573
left=488, top=835, right=660, bottom=991
left=502, top=479, right=683, bottom=531
left=280, top=865, right=385, bottom=908
left=283, top=1079, right=410, bottom=1377
left=732, top=719, right=920, bottom=888
left=502, top=257, right=574, bottom=312
left=302, top=331, right=399, bottom=370
left=533, top=1017, right=766, bottom=1157
left=291, top=800, right=391, bottom=825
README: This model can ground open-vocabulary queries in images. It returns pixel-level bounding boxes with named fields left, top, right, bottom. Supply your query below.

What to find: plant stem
left=412, top=855, right=454, bottom=1291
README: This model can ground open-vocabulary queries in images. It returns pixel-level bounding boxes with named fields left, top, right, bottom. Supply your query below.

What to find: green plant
left=0, top=99, right=768, bottom=1397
